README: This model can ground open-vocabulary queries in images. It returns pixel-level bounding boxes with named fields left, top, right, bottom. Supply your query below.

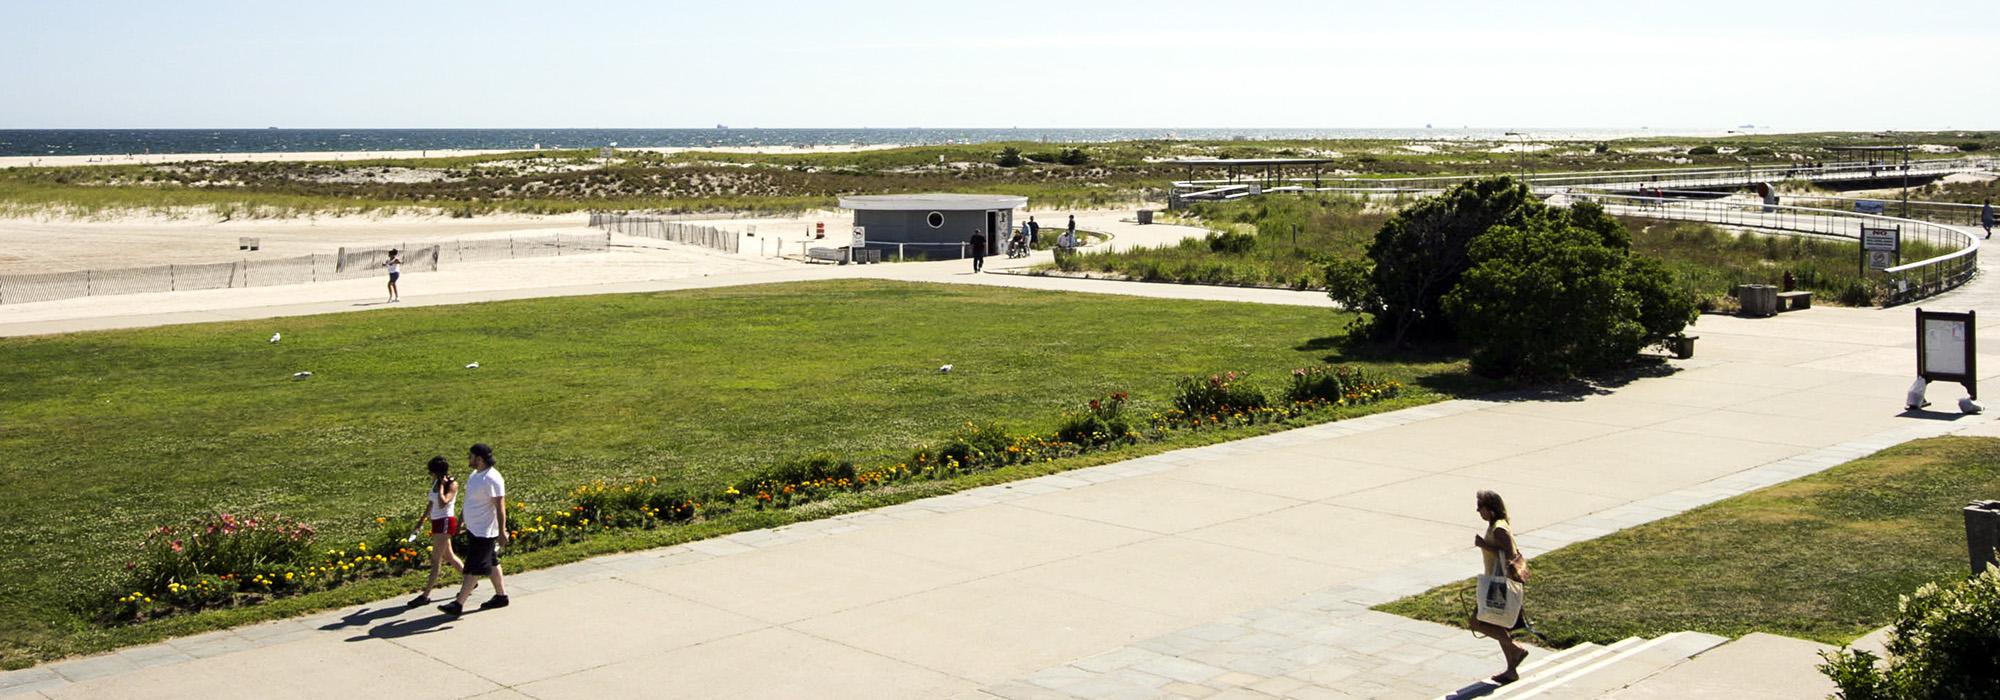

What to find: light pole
left=1503, top=131, right=1529, bottom=183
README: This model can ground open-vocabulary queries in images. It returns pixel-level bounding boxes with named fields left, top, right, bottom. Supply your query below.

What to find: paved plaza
left=2, top=225, right=1994, bottom=698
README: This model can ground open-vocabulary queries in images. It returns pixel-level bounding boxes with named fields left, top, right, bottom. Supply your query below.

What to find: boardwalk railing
left=589, top=212, right=741, bottom=254
left=1568, top=192, right=1978, bottom=306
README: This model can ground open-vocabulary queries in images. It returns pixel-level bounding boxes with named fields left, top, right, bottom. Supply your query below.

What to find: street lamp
left=1503, top=131, right=1530, bottom=182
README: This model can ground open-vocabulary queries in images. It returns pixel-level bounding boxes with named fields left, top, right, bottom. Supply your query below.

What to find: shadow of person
left=317, top=606, right=406, bottom=631
left=1441, top=680, right=1502, bottom=699
left=344, top=613, right=456, bottom=642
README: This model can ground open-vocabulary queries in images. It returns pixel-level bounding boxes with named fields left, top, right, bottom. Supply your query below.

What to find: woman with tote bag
left=1470, top=489, right=1531, bottom=684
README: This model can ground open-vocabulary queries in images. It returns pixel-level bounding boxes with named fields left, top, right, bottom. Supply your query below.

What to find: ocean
left=0, top=127, right=1741, bottom=158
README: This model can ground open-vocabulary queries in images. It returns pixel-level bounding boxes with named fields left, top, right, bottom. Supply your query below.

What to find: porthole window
left=926, top=211, right=945, bottom=228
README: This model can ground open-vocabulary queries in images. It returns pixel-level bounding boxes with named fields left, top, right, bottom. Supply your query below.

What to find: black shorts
left=462, top=535, right=501, bottom=576
left=389, top=272, right=401, bottom=283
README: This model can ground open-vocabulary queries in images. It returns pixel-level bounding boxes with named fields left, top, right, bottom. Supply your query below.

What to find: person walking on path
left=968, top=229, right=987, bottom=273
left=1066, top=214, right=1077, bottom=245
left=408, top=456, right=464, bottom=607
left=384, top=249, right=404, bottom=302
left=1026, top=216, right=1040, bottom=247
left=1981, top=199, right=1994, bottom=240
left=1470, top=489, right=1530, bottom=684
left=440, top=444, right=509, bottom=616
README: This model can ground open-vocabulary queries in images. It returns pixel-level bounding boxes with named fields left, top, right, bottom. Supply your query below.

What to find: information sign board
left=1916, top=308, right=1977, bottom=399
left=1861, top=226, right=1901, bottom=272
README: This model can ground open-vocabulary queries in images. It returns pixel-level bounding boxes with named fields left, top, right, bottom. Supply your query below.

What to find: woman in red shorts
left=408, top=456, right=465, bottom=606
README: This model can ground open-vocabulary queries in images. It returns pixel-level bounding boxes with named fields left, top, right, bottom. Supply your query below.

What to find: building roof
left=839, top=193, right=1029, bottom=211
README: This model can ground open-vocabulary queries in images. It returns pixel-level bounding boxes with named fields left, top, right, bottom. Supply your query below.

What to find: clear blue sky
left=3, top=0, right=1992, bottom=130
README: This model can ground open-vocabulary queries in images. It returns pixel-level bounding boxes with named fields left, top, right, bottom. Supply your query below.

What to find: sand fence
left=0, top=232, right=611, bottom=305
left=590, top=213, right=741, bottom=254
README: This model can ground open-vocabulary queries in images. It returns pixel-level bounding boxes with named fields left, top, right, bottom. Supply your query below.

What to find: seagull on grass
left=937, top=364, right=953, bottom=374
left=292, top=371, right=313, bottom=380
left=465, top=362, right=480, bottom=369
left=269, top=332, right=281, bottom=344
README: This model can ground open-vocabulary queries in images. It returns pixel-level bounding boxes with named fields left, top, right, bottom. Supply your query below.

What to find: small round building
left=838, top=193, right=1028, bottom=259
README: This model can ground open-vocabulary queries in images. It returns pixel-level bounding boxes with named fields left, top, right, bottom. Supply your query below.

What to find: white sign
left=1868, top=250, right=1897, bottom=271
left=1861, top=227, right=1900, bottom=252
left=1924, top=317, right=1969, bottom=376
left=851, top=225, right=866, bottom=248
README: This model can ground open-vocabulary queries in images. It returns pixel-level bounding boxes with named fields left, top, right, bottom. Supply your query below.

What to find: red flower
left=169, top=540, right=184, bottom=553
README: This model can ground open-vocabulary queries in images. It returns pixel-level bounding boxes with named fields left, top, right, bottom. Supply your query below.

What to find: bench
left=238, top=237, right=260, bottom=251
left=1776, top=290, right=1813, bottom=311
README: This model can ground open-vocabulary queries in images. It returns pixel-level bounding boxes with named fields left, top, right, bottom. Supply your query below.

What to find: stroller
left=1007, top=231, right=1031, bottom=258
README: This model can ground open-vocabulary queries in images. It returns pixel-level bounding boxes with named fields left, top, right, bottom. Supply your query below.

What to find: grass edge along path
left=0, top=279, right=1475, bottom=669
left=1374, top=435, right=2000, bottom=648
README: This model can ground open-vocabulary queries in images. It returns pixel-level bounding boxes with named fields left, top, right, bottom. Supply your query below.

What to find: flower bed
left=105, top=366, right=1402, bottom=623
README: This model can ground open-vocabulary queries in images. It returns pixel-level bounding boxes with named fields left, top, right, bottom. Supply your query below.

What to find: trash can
left=1136, top=210, right=1154, bottom=225
left=1737, top=284, right=1777, bottom=317
left=1966, top=500, right=2000, bottom=576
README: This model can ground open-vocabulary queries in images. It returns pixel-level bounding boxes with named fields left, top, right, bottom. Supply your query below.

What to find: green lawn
left=1375, top=436, right=2000, bottom=647
left=0, top=279, right=1481, bottom=667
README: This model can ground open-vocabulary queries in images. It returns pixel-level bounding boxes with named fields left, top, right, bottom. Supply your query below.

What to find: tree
left=1058, top=148, right=1091, bottom=165
left=996, top=147, right=1024, bottom=167
left=1364, top=176, right=1542, bottom=346
left=1442, top=214, right=1695, bottom=380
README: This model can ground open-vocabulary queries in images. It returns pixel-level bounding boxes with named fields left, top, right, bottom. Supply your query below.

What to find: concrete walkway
left=3, top=223, right=1994, bottom=697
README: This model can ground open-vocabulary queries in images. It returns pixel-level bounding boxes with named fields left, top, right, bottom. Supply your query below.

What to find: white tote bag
left=1475, top=557, right=1524, bottom=628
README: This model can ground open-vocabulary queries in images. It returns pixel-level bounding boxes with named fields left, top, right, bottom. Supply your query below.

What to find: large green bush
left=1442, top=213, right=1696, bottom=380
left=1357, top=177, right=1541, bottom=345
left=1819, top=565, right=2000, bottom=699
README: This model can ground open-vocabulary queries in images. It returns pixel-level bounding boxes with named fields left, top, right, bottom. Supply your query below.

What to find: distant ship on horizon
left=716, top=124, right=729, bottom=130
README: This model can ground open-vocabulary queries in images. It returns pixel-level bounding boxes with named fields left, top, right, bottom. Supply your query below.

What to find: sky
left=2, top=0, right=1993, bottom=131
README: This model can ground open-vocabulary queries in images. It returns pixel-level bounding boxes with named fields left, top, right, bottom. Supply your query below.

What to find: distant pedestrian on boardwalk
left=968, top=229, right=987, bottom=273
left=408, top=456, right=463, bottom=607
left=384, top=249, right=404, bottom=302
left=1982, top=199, right=1994, bottom=240
left=1470, top=490, right=1530, bottom=684
left=1026, top=216, right=1040, bottom=247
left=1066, top=214, right=1077, bottom=244
left=439, top=444, right=509, bottom=617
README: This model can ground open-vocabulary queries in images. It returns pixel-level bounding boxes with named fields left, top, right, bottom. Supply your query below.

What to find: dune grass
left=1375, top=436, right=2000, bottom=647
left=0, top=279, right=1488, bottom=667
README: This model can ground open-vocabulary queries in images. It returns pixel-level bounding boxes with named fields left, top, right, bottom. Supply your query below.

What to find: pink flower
left=170, top=540, right=184, bottom=553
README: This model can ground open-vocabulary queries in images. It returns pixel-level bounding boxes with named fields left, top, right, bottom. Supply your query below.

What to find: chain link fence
left=589, top=213, right=740, bottom=254
left=0, top=232, right=610, bottom=305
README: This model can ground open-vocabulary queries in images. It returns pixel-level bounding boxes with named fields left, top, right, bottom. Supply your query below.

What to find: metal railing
left=1566, top=192, right=1979, bottom=305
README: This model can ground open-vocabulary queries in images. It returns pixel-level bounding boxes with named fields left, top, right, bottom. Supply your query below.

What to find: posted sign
left=1861, top=226, right=1900, bottom=272
left=851, top=225, right=866, bottom=248
left=1916, top=307, right=1977, bottom=399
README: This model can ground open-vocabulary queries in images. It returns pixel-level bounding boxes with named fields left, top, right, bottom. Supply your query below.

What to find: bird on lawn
left=937, top=364, right=953, bottom=374
left=465, top=362, right=480, bottom=369
left=291, top=371, right=313, bottom=380
left=269, top=332, right=281, bottom=344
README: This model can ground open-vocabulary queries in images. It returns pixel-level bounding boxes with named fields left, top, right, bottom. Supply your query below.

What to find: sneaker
left=406, top=594, right=431, bottom=608
left=437, top=601, right=463, bottom=617
left=477, top=595, right=510, bottom=610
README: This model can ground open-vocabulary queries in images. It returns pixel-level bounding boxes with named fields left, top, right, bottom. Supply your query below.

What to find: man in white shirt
left=440, top=443, right=510, bottom=616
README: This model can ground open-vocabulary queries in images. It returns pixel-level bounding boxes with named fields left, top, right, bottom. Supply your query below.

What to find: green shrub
left=1056, top=392, right=1134, bottom=447
left=996, top=147, right=1024, bottom=168
left=1818, top=565, right=2000, bottom=698
left=1443, top=214, right=1693, bottom=380
left=1174, top=372, right=1268, bottom=417
left=1285, top=365, right=1374, bottom=403
left=1959, top=142, right=1985, bottom=152
left=1058, top=148, right=1091, bottom=166
left=1688, top=145, right=1718, bottom=156
left=1208, top=230, right=1257, bottom=254
left=1362, top=176, right=1542, bottom=345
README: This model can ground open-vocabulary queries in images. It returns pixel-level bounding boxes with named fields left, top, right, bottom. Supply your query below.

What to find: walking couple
left=407, top=443, right=512, bottom=617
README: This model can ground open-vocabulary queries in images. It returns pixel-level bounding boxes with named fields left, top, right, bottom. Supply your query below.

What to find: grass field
left=0, top=279, right=1485, bottom=667
left=1375, top=436, right=2000, bottom=647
